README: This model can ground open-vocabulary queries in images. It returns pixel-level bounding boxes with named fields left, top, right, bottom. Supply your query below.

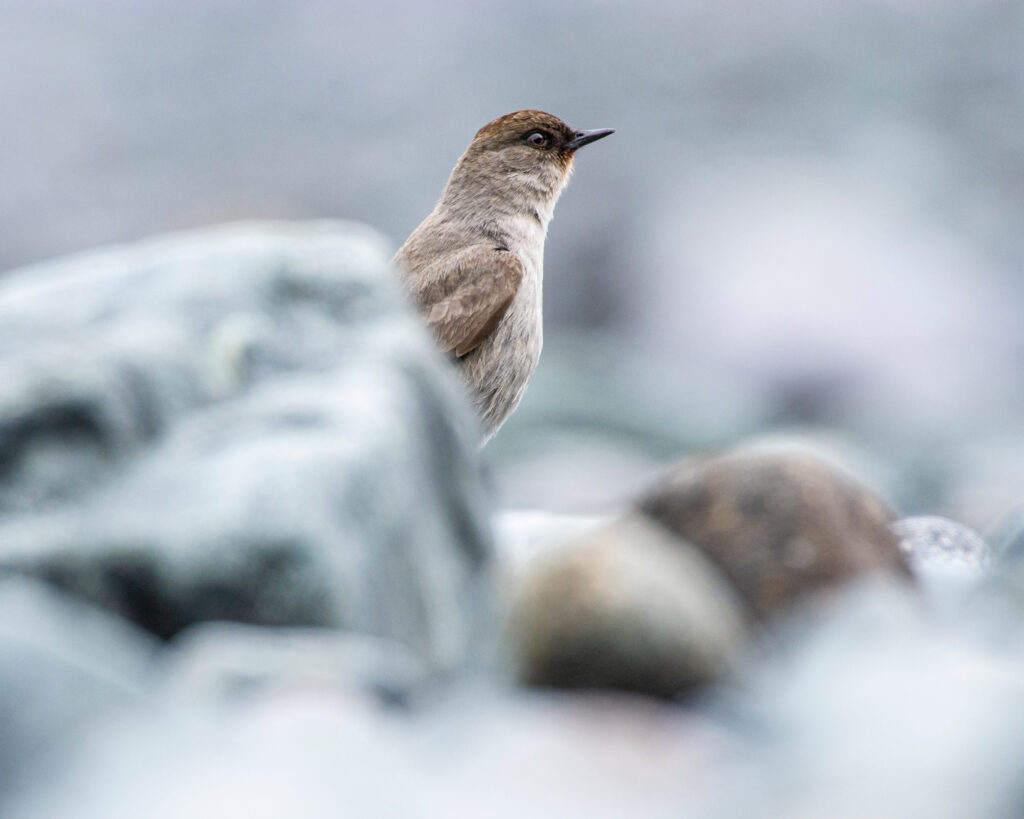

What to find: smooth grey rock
left=0, top=578, right=156, bottom=797
left=508, top=514, right=747, bottom=698
left=0, top=222, right=492, bottom=675
left=162, top=622, right=430, bottom=707
left=4, top=687, right=700, bottom=819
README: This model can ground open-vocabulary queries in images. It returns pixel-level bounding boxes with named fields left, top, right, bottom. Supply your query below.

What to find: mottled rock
left=891, top=516, right=991, bottom=596
left=508, top=514, right=746, bottom=698
left=636, top=446, right=909, bottom=620
left=0, top=222, right=492, bottom=674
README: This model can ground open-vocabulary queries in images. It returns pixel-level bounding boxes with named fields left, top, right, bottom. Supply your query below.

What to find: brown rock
left=508, top=514, right=746, bottom=698
left=636, top=447, right=909, bottom=621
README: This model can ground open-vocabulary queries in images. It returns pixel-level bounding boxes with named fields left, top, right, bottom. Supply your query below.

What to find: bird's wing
left=413, top=246, right=524, bottom=358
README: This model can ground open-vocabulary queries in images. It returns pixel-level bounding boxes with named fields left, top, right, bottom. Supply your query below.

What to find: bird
left=394, top=110, right=614, bottom=443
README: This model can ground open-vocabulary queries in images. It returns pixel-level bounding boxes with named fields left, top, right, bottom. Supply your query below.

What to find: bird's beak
left=565, top=128, right=615, bottom=151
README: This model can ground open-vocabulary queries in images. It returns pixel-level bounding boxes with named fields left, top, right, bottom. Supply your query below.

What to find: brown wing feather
left=413, top=246, right=524, bottom=358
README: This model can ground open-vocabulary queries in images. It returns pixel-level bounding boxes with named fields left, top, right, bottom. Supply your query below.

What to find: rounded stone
left=636, top=446, right=910, bottom=621
left=508, top=513, right=746, bottom=698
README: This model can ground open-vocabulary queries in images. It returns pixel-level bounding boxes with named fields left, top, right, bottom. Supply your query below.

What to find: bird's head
left=446, top=110, right=614, bottom=215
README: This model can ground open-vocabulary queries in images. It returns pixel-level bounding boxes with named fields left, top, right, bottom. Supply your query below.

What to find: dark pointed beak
left=565, top=128, right=615, bottom=151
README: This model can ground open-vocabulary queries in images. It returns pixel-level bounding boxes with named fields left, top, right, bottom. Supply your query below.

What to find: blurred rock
left=892, top=515, right=992, bottom=599
left=4, top=686, right=703, bottom=819
left=0, top=222, right=492, bottom=674
left=0, top=578, right=155, bottom=798
left=695, top=580, right=1024, bottom=818
left=162, top=623, right=429, bottom=707
left=733, top=428, right=901, bottom=505
left=636, top=446, right=909, bottom=620
left=508, top=514, right=746, bottom=698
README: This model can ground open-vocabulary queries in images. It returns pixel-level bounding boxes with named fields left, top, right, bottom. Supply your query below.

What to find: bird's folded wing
left=415, top=246, right=524, bottom=358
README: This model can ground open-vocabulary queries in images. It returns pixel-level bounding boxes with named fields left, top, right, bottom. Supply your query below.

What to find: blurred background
left=3, top=0, right=1023, bottom=529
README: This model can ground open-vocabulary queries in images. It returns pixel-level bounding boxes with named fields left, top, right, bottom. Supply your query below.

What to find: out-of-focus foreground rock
left=0, top=221, right=492, bottom=673
left=508, top=513, right=747, bottom=698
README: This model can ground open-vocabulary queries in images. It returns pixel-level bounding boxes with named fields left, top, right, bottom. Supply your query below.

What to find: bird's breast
left=458, top=259, right=543, bottom=440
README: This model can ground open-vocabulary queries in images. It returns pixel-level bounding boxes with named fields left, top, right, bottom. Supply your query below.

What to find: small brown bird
left=395, top=110, right=614, bottom=442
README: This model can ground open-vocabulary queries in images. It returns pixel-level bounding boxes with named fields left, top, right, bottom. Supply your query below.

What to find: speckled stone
left=891, top=516, right=991, bottom=574
left=636, top=446, right=910, bottom=621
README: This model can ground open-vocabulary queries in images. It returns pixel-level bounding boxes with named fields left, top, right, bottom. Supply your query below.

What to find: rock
left=694, top=580, right=1024, bottom=818
left=0, top=222, right=493, bottom=675
left=730, top=429, right=903, bottom=506
left=636, top=446, right=909, bottom=620
left=4, top=686, right=702, bottom=819
left=0, top=578, right=155, bottom=799
left=508, top=514, right=746, bottom=698
left=891, top=516, right=992, bottom=597
left=162, top=622, right=430, bottom=707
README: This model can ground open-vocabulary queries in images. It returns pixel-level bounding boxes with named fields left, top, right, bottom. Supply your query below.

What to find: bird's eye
left=525, top=131, right=549, bottom=148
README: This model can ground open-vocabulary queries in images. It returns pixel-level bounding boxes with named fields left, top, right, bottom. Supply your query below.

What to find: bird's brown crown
left=466, top=111, right=581, bottom=173
left=439, top=109, right=611, bottom=212
left=472, top=110, right=576, bottom=150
